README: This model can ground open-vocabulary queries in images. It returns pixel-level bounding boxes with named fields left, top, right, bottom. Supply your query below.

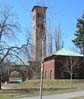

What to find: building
left=31, top=6, right=84, bottom=79
left=32, top=6, right=47, bottom=62
left=44, top=48, right=84, bottom=79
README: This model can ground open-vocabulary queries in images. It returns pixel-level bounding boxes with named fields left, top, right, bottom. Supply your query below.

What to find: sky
left=0, top=0, right=84, bottom=52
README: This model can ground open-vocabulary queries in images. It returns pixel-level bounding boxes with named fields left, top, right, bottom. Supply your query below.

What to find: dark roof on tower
left=32, top=6, right=47, bottom=12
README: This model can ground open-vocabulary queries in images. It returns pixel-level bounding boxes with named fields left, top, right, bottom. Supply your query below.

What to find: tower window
left=37, top=12, right=44, bottom=19
left=37, top=24, right=44, bottom=30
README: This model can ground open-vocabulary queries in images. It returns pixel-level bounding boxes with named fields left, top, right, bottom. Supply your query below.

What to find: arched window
left=9, top=71, right=22, bottom=83
left=50, top=70, right=52, bottom=79
left=45, top=71, right=47, bottom=79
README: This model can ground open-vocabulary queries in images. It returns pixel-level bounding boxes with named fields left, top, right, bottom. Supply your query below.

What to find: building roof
left=15, top=60, right=24, bottom=65
left=49, top=48, right=84, bottom=57
left=32, top=5, right=47, bottom=12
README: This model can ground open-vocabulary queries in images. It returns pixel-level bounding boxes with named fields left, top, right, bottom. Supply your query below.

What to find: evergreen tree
left=73, top=13, right=84, bottom=54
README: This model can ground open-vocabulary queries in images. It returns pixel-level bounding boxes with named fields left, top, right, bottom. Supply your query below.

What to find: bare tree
left=19, top=30, right=33, bottom=62
left=47, top=32, right=53, bottom=55
left=0, top=5, right=31, bottom=90
left=54, top=24, right=64, bottom=51
left=0, top=6, right=20, bottom=42
left=61, top=56, right=83, bottom=88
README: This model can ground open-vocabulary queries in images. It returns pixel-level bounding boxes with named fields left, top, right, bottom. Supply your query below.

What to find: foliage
left=73, top=13, right=84, bottom=54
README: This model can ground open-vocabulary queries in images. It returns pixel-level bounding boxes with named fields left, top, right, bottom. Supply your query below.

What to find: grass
left=0, top=80, right=84, bottom=99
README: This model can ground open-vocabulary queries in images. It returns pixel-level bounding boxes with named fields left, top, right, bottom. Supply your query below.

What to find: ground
left=1, top=80, right=84, bottom=99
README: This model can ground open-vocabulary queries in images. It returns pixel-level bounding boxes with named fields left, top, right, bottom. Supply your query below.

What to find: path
left=15, top=90, right=84, bottom=99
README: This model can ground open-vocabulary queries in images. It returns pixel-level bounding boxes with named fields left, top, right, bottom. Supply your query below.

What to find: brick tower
left=32, top=6, right=47, bottom=62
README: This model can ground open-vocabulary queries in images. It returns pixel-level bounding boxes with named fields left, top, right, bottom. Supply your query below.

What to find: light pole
left=40, top=39, right=44, bottom=99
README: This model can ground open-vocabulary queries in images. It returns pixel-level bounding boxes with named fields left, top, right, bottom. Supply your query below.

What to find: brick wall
left=44, top=59, right=55, bottom=79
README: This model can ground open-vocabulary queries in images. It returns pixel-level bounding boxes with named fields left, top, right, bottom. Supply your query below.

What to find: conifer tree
left=73, top=13, right=84, bottom=54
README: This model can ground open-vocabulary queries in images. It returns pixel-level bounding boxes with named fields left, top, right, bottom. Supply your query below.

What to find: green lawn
left=1, top=80, right=84, bottom=99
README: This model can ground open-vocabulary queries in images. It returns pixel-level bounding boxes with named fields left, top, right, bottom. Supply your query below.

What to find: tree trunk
left=70, top=73, right=73, bottom=88
left=0, top=75, right=1, bottom=90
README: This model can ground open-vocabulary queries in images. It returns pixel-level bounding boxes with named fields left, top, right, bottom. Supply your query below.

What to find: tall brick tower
left=32, top=6, right=47, bottom=62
